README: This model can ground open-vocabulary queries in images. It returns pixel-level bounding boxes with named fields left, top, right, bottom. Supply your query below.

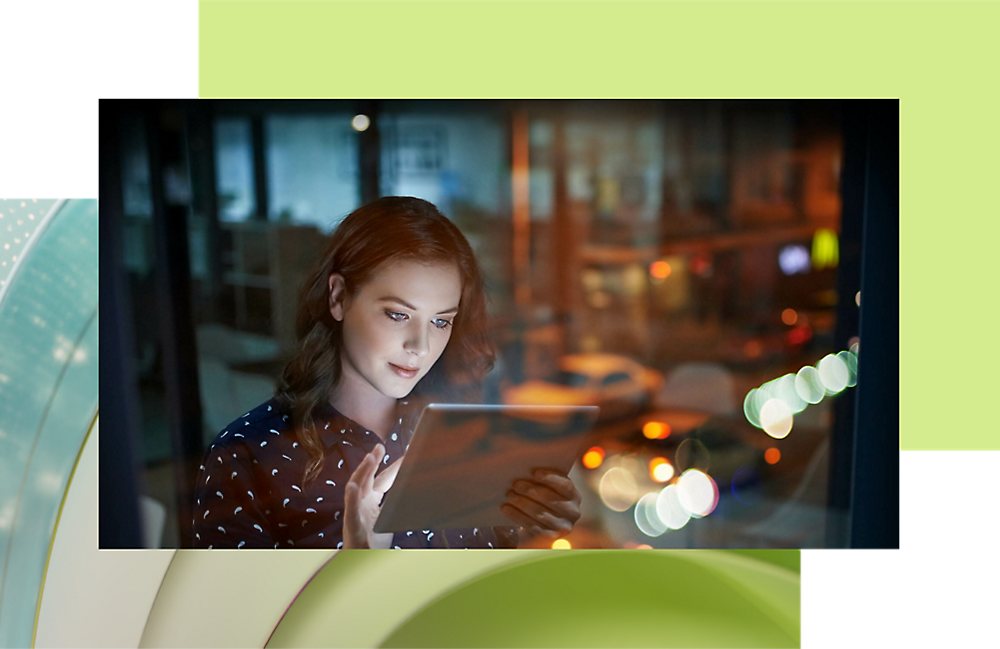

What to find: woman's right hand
left=342, top=444, right=400, bottom=549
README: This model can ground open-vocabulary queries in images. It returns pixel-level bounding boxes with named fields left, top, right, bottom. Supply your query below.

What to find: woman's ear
left=328, top=273, right=348, bottom=322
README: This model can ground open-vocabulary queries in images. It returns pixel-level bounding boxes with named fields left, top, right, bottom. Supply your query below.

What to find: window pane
left=266, top=115, right=359, bottom=231
left=214, top=117, right=256, bottom=222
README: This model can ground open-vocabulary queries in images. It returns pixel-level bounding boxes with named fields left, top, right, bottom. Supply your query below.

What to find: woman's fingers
left=502, top=491, right=574, bottom=534
left=347, top=444, right=384, bottom=492
left=510, top=480, right=579, bottom=522
left=530, top=469, right=580, bottom=503
left=373, top=457, right=401, bottom=494
left=342, top=445, right=389, bottom=549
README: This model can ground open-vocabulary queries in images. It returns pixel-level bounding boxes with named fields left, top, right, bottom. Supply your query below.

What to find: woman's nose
left=403, top=324, right=429, bottom=356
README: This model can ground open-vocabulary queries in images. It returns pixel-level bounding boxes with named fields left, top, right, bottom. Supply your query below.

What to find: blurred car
left=502, top=353, right=663, bottom=421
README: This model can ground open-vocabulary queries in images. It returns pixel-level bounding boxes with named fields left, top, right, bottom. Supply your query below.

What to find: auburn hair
left=274, top=196, right=495, bottom=484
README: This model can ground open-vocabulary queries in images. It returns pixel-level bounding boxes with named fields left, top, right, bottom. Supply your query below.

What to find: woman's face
left=329, top=259, right=462, bottom=402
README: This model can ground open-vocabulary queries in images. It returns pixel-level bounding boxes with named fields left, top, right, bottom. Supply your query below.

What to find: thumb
left=373, top=458, right=402, bottom=494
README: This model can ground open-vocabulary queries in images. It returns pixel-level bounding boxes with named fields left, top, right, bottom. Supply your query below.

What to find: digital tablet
left=373, top=403, right=600, bottom=533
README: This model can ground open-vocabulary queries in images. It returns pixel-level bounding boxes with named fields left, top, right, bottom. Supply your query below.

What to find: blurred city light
left=582, top=446, right=605, bottom=469
left=744, top=349, right=859, bottom=431
left=794, top=366, right=825, bottom=404
left=781, top=308, right=798, bottom=325
left=654, top=485, right=691, bottom=530
left=838, top=350, right=858, bottom=387
left=775, top=373, right=807, bottom=414
left=351, top=114, right=370, bottom=131
left=551, top=538, right=571, bottom=549
left=779, top=244, right=810, bottom=275
left=743, top=340, right=763, bottom=359
left=648, top=260, right=671, bottom=279
left=634, top=492, right=668, bottom=538
left=764, top=447, right=781, bottom=464
left=817, top=353, right=849, bottom=394
left=642, top=421, right=670, bottom=440
left=649, top=457, right=674, bottom=483
left=675, top=438, right=710, bottom=473
left=760, top=398, right=793, bottom=439
left=855, top=291, right=861, bottom=307
left=812, top=228, right=839, bottom=269
left=744, top=388, right=762, bottom=428
left=676, top=469, right=719, bottom=517
left=599, top=466, right=638, bottom=512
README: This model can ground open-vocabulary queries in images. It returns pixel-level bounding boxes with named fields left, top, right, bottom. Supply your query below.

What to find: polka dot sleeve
left=192, top=441, right=273, bottom=549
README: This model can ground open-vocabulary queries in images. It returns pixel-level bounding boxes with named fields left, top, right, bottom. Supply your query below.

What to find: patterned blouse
left=191, top=398, right=518, bottom=549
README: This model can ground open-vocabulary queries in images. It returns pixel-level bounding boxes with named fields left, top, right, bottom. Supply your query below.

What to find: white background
left=2, top=2, right=989, bottom=648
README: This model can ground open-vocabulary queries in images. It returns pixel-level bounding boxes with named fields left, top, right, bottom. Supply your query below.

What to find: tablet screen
left=374, top=404, right=599, bottom=533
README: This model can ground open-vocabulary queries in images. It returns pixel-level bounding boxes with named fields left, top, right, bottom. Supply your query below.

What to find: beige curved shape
left=267, top=550, right=547, bottom=648
left=35, top=419, right=175, bottom=648
left=139, top=548, right=336, bottom=648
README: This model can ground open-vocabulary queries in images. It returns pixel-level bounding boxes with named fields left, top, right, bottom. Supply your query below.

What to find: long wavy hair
left=275, top=197, right=496, bottom=484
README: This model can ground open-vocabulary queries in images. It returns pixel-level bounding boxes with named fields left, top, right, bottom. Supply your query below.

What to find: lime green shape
left=268, top=550, right=798, bottom=648
left=380, top=551, right=798, bottom=648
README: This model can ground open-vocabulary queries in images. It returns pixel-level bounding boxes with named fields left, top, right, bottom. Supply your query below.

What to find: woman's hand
left=500, top=468, right=582, bottom=548
left=342, top=444, right=400, bottom=549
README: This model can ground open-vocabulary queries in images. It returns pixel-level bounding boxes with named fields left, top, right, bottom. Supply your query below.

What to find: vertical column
left=849, top=100, right=899, bottom=549
left=98, top=101, right=146, bottom=548
left=146, top=102, right=204, bottom=548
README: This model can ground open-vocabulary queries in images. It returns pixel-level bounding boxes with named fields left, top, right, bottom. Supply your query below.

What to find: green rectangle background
left=200, top=0, right=997, bottom=451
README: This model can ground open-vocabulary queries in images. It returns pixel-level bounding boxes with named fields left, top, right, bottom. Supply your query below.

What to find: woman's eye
left=385, top=311, right=408, bottom=322
left=432, top=319, right=453, bottom=330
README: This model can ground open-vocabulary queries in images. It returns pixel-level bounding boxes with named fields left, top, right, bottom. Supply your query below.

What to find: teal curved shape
left=379, top=551, right=799, bottom=648
left=0, top=199, right=99, bottom=648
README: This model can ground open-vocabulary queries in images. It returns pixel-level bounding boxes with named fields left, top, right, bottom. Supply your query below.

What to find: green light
left=838, top=350, right=858, bottom=387
left=744, top=388, right=762, bottom=428
left=812, top=228, right=839, bottom=270
left=775, top=373, right=807, bottom=413
left=818, top=354, right=849, bottom=394
left=795, top=366, right=825, bottom=404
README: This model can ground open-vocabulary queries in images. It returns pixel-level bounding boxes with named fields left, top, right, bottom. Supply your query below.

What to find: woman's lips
left=389, top=362, right=419, bottom=379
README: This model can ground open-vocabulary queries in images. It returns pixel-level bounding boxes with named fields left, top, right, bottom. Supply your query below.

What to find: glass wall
left=108, top=100, right=866, bottom=549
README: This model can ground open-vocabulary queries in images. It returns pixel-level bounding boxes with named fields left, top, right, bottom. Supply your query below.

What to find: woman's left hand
left=500, top=468, right=581, bottom=548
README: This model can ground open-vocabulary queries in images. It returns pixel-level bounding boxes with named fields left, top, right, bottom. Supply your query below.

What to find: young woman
left=191, top=197, right=581, bottom=549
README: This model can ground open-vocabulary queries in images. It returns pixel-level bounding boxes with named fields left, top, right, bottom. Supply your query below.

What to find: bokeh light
left=351, top=114, right=370, bottom=131
left=675, top=469, right=719, bottom=517
left=743, top=340, right=763, bottom=359
left=551, top=538, right=571, bottom=549
left=582, top=446, right=605, bottom=469
left=654, top=485, right=691, bottom=530
left=779, top=244, right=810, bottom=275
left=675, top=438, right=710, bottom=473
left=649, top=457, right=674, bottom=483
left=838, top=350, right=858, bottom=387
left=817, top=354, right=849, bottom=394
left=781, top=308, right=798, bottom=325
left=642, top=421, right=670, bottom=440
left=794, top=366, right=825, bottom=404
left=764, top=447, right=781, bottom=464
left=744, top=388, right=762, bottom=428
left=760, top=398, right=793, bottom=439
left=599, top=467, right=638, bottom=512
left=634, top=492, right=668, bottom=537
left=649, top=260, right=671, bottom=279
left=775, top=373, right=807, bottom=414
